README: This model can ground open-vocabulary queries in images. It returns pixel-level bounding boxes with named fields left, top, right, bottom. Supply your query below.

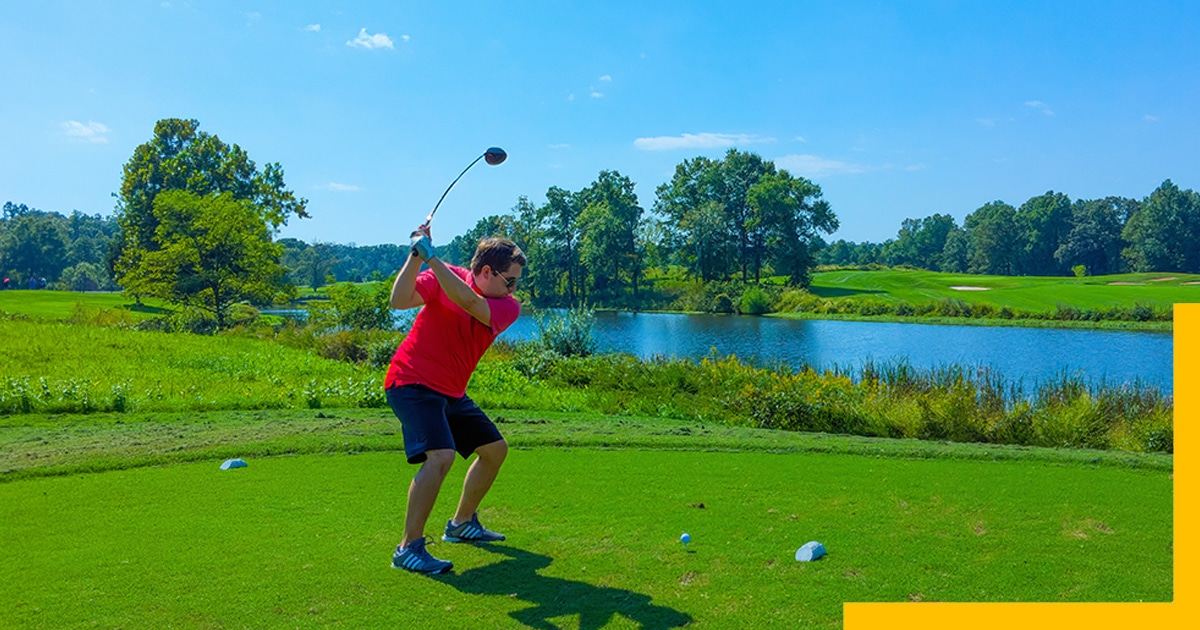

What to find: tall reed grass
left=1, top=317, right=1172, bottom=454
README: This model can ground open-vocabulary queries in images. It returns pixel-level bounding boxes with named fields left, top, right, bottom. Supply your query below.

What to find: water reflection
left=503, top=312, right=1173, bottom=393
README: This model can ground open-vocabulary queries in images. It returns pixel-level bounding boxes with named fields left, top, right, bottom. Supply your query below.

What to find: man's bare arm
left=425, top=257, right=491, bottom=326
left=390, top=251, right=425, bottom=309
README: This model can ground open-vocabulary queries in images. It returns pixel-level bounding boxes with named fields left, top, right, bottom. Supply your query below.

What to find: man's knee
left=421, top=449, right=456, bottom=476
left=476, top=439, right=508, bottom=465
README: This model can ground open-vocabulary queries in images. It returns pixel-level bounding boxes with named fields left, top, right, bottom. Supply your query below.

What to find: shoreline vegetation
left=0, top=291, right=1174, bottom=458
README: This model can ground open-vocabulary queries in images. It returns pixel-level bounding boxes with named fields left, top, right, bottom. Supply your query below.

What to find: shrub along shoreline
left=0, top=313, right=1173, bottom=455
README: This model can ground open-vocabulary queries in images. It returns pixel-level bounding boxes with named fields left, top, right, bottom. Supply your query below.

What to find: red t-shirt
left=385, top=265, right=521, bottom=397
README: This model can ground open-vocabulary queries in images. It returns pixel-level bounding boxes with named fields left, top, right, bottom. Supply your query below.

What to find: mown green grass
left=0, top=408, right=1171, bottom=482
left=0, top=295, right=1174, bottom=626
left=808, top=269, right=1200, bottom=311
left=0, top=289, right=169, bottom=320
left=0, top=441, right=1172, bottom=628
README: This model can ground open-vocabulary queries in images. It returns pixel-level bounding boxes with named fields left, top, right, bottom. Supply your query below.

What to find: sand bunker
left=949, top=286, right=990, bottom=291
left=1107, top=282, right=1146, bottom=285
left=1184, top=282, right=1200, bottom=286
left=1150, top=277, right=1178, bottom=282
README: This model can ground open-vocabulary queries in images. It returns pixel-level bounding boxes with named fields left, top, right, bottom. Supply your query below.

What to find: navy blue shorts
left=385, top=384, right=504, bottom=464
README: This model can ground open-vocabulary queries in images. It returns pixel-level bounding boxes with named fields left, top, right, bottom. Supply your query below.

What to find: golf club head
left=484, top=147, right=507, bottom=166
left=424, top=147, right=508, bottom=227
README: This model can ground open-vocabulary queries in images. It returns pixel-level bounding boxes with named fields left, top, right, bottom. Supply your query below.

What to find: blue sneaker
left=391, top=537, right=453, bottom=574
left=442, top=513, right=506, bottom=543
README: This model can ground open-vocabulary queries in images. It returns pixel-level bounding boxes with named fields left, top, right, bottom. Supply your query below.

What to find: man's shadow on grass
left=434, top=544, right=692, bottom=629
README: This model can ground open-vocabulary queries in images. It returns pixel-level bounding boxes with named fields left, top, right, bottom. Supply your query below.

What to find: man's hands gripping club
left=397, top=223, right=497, bottom=328
left=410, top=224, right=436, bottom=262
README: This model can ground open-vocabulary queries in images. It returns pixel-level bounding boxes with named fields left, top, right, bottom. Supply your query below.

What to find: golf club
left=423, top=147, right=507, bottom=228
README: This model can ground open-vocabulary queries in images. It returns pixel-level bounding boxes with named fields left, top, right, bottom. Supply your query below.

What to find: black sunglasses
left=498, top=271, right=518, bottom=289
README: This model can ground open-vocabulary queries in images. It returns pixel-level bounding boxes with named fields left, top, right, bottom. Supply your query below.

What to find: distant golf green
left=807, top=269, right=1200, bottom=312
left=0, top=290, right=168, bottom=320
left=0, top=441, right=1172, bottom=628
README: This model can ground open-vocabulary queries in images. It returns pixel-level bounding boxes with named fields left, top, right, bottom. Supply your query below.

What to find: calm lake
left=501, top=312, right=1174, bottom=394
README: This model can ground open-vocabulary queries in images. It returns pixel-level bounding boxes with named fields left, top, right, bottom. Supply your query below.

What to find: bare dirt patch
left=949, top=286, right=990, bottom=291
left=1064, top=518, right=1115, bottom=539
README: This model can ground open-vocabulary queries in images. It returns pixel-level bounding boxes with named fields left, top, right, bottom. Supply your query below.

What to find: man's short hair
left=471, top=237, right=527, bottom=274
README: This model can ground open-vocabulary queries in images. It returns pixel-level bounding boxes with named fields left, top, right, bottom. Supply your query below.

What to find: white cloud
left=401, top=34, right=410, bottom=42
left=347, top=28, right=395, bottom=50
left=774, top=154, right=867, bottom=178
left=633, top=132, right=776, bottom=151
left=794, top=135, right=808, bottom=142
left=548, top=143, right=571, bottom=149
left=1143, top=114, right=1159, bottom=122
left=590, top=91, right=604, bottom=98
left=599, top=75, right=612, bottom=82
left=976, top=118, right=997, bottom=127
left=1024, top=100, right=1055, bottom=116
left=566, top=93, right=575, bottom=101
left=304, top=24, right=321, bottom=32
left=62, top=120, right=110, bottom=143
left=321, top=182, right=361, bottom=192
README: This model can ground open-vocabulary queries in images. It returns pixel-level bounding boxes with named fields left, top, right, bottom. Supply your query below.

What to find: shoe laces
left=404, top=536, right=436, bottom=557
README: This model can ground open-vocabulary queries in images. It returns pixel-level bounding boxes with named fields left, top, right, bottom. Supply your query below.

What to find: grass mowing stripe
left=0, top=450, right=1171, bottom=628
left=0, top=409, right=1172, bottom=482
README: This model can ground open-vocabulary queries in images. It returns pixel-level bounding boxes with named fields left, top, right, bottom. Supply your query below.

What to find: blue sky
left=2, top=1, right=1197, bottom=246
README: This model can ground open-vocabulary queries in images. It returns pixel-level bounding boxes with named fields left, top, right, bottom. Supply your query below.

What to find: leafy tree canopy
left=129, top=190, right=291, bottom=328
left=114, top=118, right=307, bottom=287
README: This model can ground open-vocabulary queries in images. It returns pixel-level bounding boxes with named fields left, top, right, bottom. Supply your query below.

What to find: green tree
left=939, top=227, right=970, bottom=273
left=130, top=191, right=291, bottom=328
left=746, top=171, right=838, bottom=286
left=290, top=244, right=339, bottom=289
left=1055, top=197, right=1130, bottom=275
left=508, top=196, right=548, bottom=302
left=883, top=214, right=958, bottom=270
left=577, top=200, right=626, bottom=298
left=114, top=118, right=307, bottom=289
left=1015, top=191, right=1073, bottom=275
left=718, top=150, right=777, bottom=280
left=441, top=214, right=517, bottom=267
left=542, top=186, right=584, bottom=302
left=677, top=200, right=727, bottom=281
left=57, top=262, right=114, bottom=292
left=309, top=282, right=395, bottom=331
left=1122, top=180, right=1200, bottom=272
left=576, top=171, right=643, bottom=298
left=964, top=201, right=1019, bottom=275
left=64, top=211, right=119, bottom=268
left=653, top=156, right=735, bottom=280
left=0, top=211, right=69, bottom=282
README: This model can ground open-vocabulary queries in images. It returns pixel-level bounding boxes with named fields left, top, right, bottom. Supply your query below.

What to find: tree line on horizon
left=3, top=117, right=1199, bottom=318
left=818, top=181, right=1200, bottom=277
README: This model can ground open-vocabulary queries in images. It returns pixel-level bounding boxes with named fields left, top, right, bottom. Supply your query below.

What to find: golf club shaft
left=424, top=153, right=486, bottom=226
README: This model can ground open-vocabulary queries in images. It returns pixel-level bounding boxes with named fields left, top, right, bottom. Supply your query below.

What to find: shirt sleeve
left=413, top=268, right=440, bottom=304
left=486, top=296, right=521, bottom=333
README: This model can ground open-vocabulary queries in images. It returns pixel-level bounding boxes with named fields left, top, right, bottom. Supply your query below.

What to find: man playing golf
left=387, top=226, right=525, bottom=574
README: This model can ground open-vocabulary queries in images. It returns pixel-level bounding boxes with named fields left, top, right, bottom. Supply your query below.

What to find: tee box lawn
left=0, top=419, right=1173, bottom=628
